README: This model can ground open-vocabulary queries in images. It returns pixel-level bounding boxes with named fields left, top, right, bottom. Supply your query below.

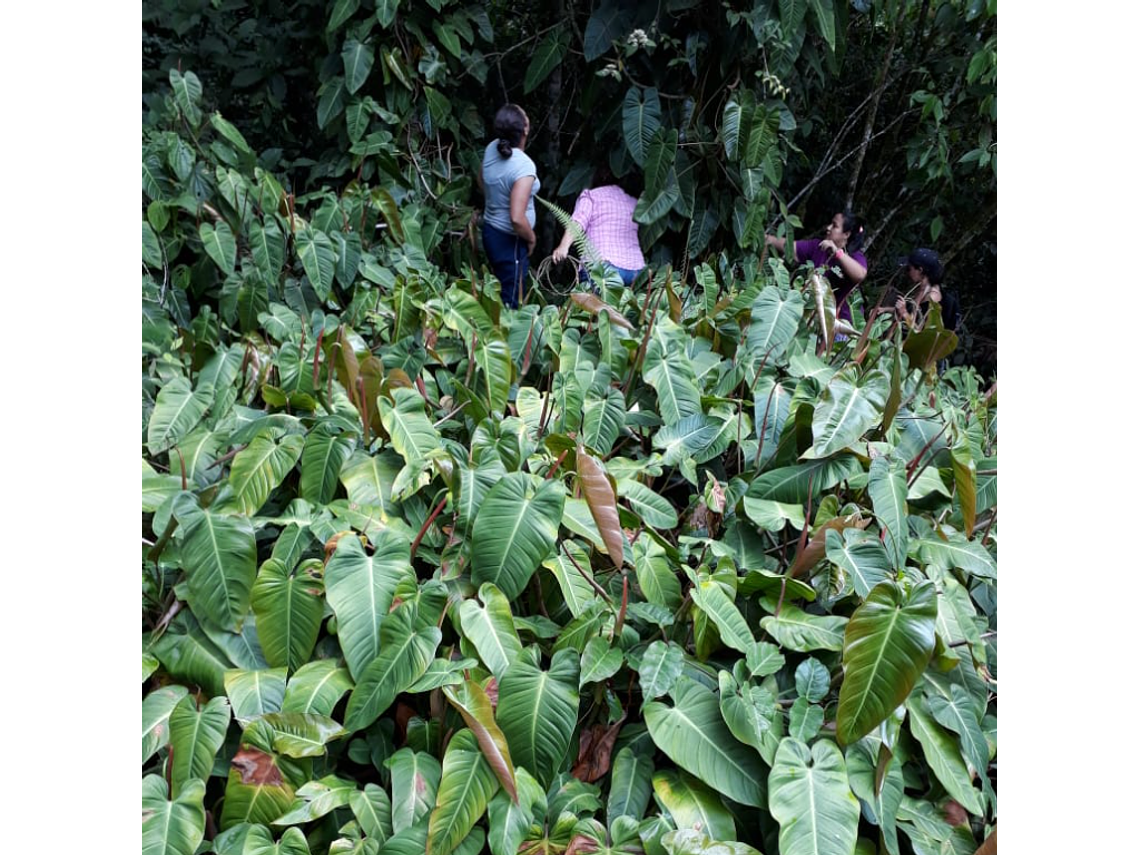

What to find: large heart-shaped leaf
left=618, top=480, right=678, bottom=530
left=426, top=729, right=500, bottom=855
left=748, top=287, right=804, bottom=358
left=224, top=668, right=287, bottom=722
left=387, top=748, right=442, bottom=834
left=643, top=677, right=766, bottom=807
left=825, top=529, right=893, bottom=598
left=760, top=603, right=847, bottom=652
left=325, top=531, right=413, bottom=679
left=169, top=695, right=232, bottom=797
left=622, top=86, right=662, bottom=167
left=295, top=228, right=337, bottom=299
left=199, top=221, right=237, bottom=275
left=836, top=581, right=937, bottom=745
left=606, top=747, right=654, bottom=829
left=344, top=604, right=442, bottom=732
left=747, top=454, right=862, bottom=503
left=177, top=504, right=258, bottom=632
left=142, top=775, right=206, bottom=855
left=251, top=558, right=324, bottom=672
left=301, top=427, right=354, bottom=505
left=637, top=640, right=684, bottom=702
left=220, top=724, right=298, bottom=830
left=652, top=769, right=735, bottom=841
left=282, top=660, right=353, bottom=717
left=228, top=431, right=305, bottom=515
left=768, top=738, right=860, bottom=855
left=470, top=472, right=565, bottom=601
left=868, top=456, right=909, bottom=569
left=458, top=583, right=523, bottom=680
left=378, top=387, right=441, bottom=468
left=143, top=685, right=189, bottom=765
left=148, top=377, right=212, bottom=455
left=443, top=679, right=518, bottom=802
left=525, top=29, right=569, bottom=93
left=342, top=38, right=375, bottom=94
left=642, top=317, right=701, bottom=426
left=717, top=670, right=775, bottom=751
left=497, top=648, right=580, bottom=789
left=805, top=368, right=890, bottom=458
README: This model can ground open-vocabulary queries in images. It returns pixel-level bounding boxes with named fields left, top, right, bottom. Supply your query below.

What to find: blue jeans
left=482, top=223, right=528, bottom=309
left=578, top=263, right=643, bottom=287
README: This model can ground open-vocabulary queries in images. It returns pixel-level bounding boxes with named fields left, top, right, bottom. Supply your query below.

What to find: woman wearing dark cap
left=765, top=211, right=869, bottom=324
left=896, top=248, right=959, bottom=332
left=477, top=104, right=539, bottom=309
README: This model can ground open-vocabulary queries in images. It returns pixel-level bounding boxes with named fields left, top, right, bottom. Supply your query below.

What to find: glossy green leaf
left=200, top=222, right=237, bottom=275
left=632, top=534, right=681, bottom=610
left=342, top=39, right=375, bottom=94
left=142, top=775, right=206, bottom=855
left=325, top=531, right=414, bottom=679
left=228, top=431, right=305, bottom=515
left=143, top=685, right=189, bottom=765
left=148, top=377, right=212, bottom=455
left=220, top=725, right=298, bottom=830
left=497, top=648, right=580, bottom=788
left=638, top=640, right=685, bottom=702
left=471, top=472, right=565, bottom=601
left=927, top=683, right=991, bottom=789
left=607, top=747, right=654, bottom=829
left=642, top=317, right=701, bottom=426
left=579, top=636, right=623, bottom=687
left=768, top=738, right=860, bottom=855
left=542, top=540, right=600, bottom=618
left=622, top=86, right=662, bottom=167
left=689, top=576, right=754, bottom=654
left=837, top=582, right=937, bottom=746
left=301, top=427, right=355, bottom=504
left=905, top=696, right=984, bottom=815
left=916, top=534, right=996, bottom=579
left=788, top=698, right=824, bottom=741
left=825, top=529, right=894, bottom=599
left=652, top=769, right=735, bottom=841
left=644, top=677, right=766, bottom=807
left=524, top=29, right=569, bottom=93
left=296, top=228, right=337, bottom=300
left=378, top=387, right=441, bottom=469
left=387, top=748, right=442, bottom=833
left=344, top=605, right=442, bottom=732
left=177, top=505, right=257, bottom=632
left=426, top=729, right=500, bottom=855
left=846, top=740, right=904, bottom=855
left=225, top=668, right=287, bottom=722
left=169, top=68, right=203, bottom=124
left=251, top=558, right=325, bottom=672
left=352, top=783, right=393, bottom=842
left=261, top=712, right=347, bottom=758
left=476, top=333, right=514, bottom=415
left=458, top=583, right=523, bottom=680
left=747, top=454, right=862, bottom=503
left=274, top=775, right=357, bottom=825
left=455, top=455, right=508, bottom=536
left=150, top=613, right=233, bottom=698
left=487, top=766, right=545, bottom=855
left=806, top=368, right=890, bottom=458
left=282, top=660, right=354, bottom=716
left=717, top=670, right=774, bottom=751
left=443, top=679, right=518, bottom=802
left=760, top=603, right=847, bottom=652
left=748, top=287, right=804, bottom=358
left=618, top=480, right=678, bottom=530
left=169, top=695, right=231, bottom=797
left=868, top=456, right=909, bottom=569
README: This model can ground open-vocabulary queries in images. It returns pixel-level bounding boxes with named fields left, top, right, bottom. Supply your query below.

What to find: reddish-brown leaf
left=230, top=748, right=283, bottom=786
left=569, top=292, right=635, bottom=330
left=571, top=719, right=623, bottom=783
left=443, top=680, right=518, bottom=802
left=565, top=835, right=599, bottom=855
left=788, top=513, right=871, bottom=579
left=394, top=702, right=417, bottom=745
left=577, top=451, right=625, bottom=570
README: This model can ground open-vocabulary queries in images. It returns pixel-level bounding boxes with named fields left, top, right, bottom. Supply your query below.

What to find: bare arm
left=552, top=228, right=574, bottom=263
left=509, top=176, right=536, bottom=254
left=764, top=234, right=789, bottom=257
left=819, top=240, right=867, bottom=284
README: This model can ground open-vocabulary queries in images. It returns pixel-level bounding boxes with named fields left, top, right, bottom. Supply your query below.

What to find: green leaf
left=638, top=640, right=684, bottom=702
left=426, top=729, right=500, bottom=855
left=689, top=577, right=754, bottom=654
left=742, top=497, right=804, bottom=532
left=301, top=427, right=354, bottom=505
left=148, top=377, right=212, bottom=455
left=169, top=68, right=203, bottom=126
left=227, top=431, right=304, bottom=515
left=579, top=637, right=623, bottom=687
left=747, top=286, right=804, bottom=358
left=455, top=456, right=507, bottom=536
left=631, top=534, right=681, bottom=611
left=806, top=369, right=890, bottom=458
left=927, top=684, right=991, bottom=791
left=760, top=603, right=847, bottom=652
left=642, top=318, right=701, bottom=426
left=261, top=712, right=347, bottom=758
left=387, top=748, right=442, bottom=833
left=251, top=219, right=286, bottom=281
left=210, top=112, right=253, bottom=154
left=618, top=480, right=678, bottom=530
left=722, top=99, right=746, bottom=162
left=317, top=76, right=348, bottom=129
left=251, top=559, right=325, bottom=672
left=524, top=30, right=569, bottom=93
left=607, top=747, right=654, bottom=828
left=375, top=0, right=400, bottom=28
left=476, top=333, right=514, bottom=415
left=143, top=685, right=189, bottom=765
left=542, top=540, right=601, bottom=618
left=273, top=775, right=356, bottom=826
left=143, top=221, right=164, bottom=267
left=644, top=677, right=766, bottom=807
left=622, top=87, right=662, bottom=167
left=200, top=222, right=237, bottom=275
left=169, top=695, right=231, bottom=797
left=378, top=387, right=441, bottom=469
left=717, top=670, right=774, bottom=751
left=837, top=582, right=937, bottom=745
left=487, top=766, right=545, bottom=855
left=340, top=451, right=401, bottom=516
left=581, top=389, right=626, bottom=457
left=916, top=535, right=996, bottom=580
left=177, top=505, right=257, bottom=632
left=220, top=727, right=297, bottom=830
left=951, top=440, right=977, bottom=537
left=868, top=456, right=909, bottom=569
left=788, top=698, right=824, bottom=742
left=825, top=529, right=893, bottom=599
left=653, top=770, right=736, bottom=840
left=225, top=668, right=287, bottom=722
left=768, top=738, right=860, bottom=855
left=459, top=583, right=524, bottom=680
left=352, top=783, right=393, bottom=843
left=747, top=454, right=862, bottom=503
left=471, top=472, right=566, bottom=601
left=296, top=228, right=338, bottom=300
left=325, top=531, right=413, bottom=680
left=142, top=775, right=206, bottom=855
left=809, top=0, right=837, bottom=51
left=150, top=613, right=233, bottom=698
left=634, top=130, right=680, bottom=225
left=343, top=39, right=375, bottom=94
left=795, top=658, right=831, bottom=702
left=846, top=741, right=904, bottom=855
left=497, top=648, right=580, bottom=788
left=282, top=660, right=353, bottom=716
left=443, top=679, right=518, bottom=802
left=905, top=696, right=984, bottom=815
left=345, top=605, right=442, bottom=732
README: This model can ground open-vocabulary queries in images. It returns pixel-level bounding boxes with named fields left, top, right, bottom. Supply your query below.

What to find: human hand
left=552, top=247, right=568, bottom=263
left=819, top=239, right=838, bottom=255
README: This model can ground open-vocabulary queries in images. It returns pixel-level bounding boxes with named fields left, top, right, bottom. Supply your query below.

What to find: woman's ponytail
left=492, top=104, right=528, bottom=159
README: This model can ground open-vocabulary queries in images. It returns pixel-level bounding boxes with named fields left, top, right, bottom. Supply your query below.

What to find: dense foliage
left=143, top=4, right=996, bottom=855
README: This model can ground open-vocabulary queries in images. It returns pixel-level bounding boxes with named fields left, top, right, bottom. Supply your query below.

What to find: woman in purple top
left=764, top=211, right=868, bottom=322
left=552, top=167, right=645, bottom=287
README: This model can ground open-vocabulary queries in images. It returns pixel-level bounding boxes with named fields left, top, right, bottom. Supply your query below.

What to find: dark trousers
left=482, top=222, right=528, bottom=309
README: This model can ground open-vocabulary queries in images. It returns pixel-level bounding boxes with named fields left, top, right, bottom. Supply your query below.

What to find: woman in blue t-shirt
left=477, top=104, right=539, bottom=309
left=764, top=211, right=868, bottom=322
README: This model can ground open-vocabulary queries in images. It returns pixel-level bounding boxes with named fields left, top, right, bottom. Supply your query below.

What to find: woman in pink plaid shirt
left=552, top=167, right=646, bottom=287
